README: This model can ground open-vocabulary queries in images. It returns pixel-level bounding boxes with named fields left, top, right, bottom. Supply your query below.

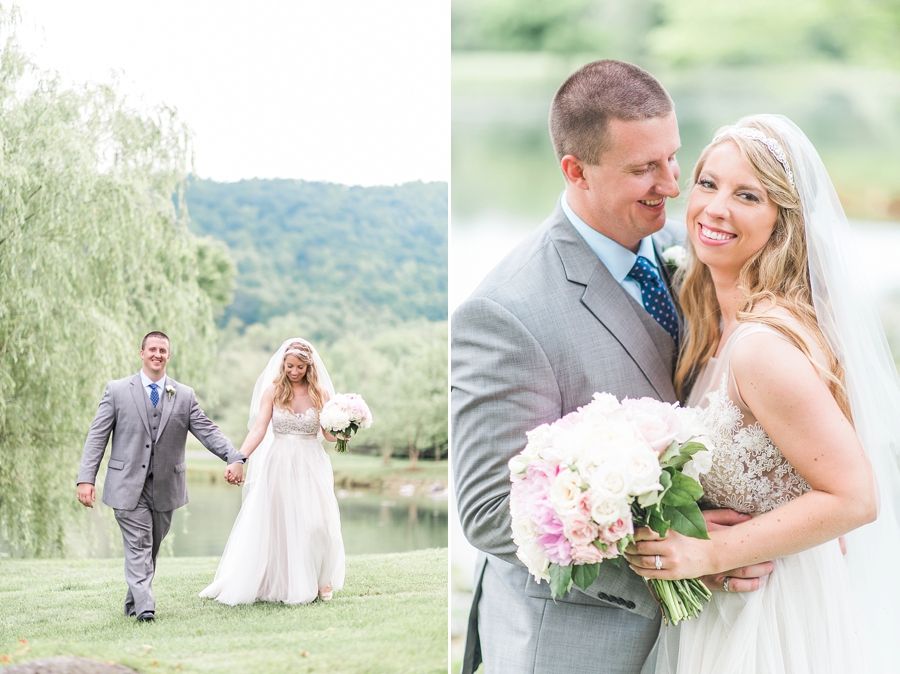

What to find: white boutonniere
left=165, top=384, right=176, bottom=400
left=661, top=245, right=686, bottom=270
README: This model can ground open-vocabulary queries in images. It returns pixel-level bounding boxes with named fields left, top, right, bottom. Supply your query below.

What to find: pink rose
left=598, top=517, right=634, bottom=544
left=571, top=543, right=605, bottom=564
left=563, top=515, right=600, bottom=547
left=619, top=397, right=681, bottom=455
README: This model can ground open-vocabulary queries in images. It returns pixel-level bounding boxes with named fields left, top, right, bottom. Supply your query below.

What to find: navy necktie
left=149, top=382, right=159, bottom=408
left=627, top=256, right=679, bottom=346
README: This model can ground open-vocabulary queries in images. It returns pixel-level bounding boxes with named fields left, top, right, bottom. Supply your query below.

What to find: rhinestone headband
left=285, top=348, right=309, bottom=358
left=713, top=127, right=795, bottom=190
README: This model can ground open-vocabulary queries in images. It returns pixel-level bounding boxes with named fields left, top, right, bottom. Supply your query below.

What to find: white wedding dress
left=643, top=322, right=869, bottom=674
left=199, top=405, right=345, bottom=605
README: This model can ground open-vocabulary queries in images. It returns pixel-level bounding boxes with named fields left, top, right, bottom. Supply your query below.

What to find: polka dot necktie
left=627, top=256, right=680, bottom=346
left=149, top=382, right=159, bottom=408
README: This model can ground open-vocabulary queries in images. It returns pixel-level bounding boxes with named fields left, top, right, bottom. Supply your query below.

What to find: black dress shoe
left=137, top=611, right=155, bottom=622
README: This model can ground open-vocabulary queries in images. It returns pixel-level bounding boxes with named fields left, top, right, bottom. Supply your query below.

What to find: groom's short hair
left=141, top=331, right=170, bottom=349
left=549, top=60, right=673, bottom=165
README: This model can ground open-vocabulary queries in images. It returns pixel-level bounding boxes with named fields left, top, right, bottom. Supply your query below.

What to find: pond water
left=76, top=480, right=448, bottom=559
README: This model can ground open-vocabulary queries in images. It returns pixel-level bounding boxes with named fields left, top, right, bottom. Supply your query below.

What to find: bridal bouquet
left=509, top=393, right=715, bottom=625
left=320, top=393, right=373, bottom=452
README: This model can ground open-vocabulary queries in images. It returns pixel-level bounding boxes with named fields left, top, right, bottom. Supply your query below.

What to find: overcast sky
left=13, top=0, right=449, bottom=186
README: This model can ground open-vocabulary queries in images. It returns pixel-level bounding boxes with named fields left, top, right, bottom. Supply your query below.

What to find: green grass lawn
left=0, top=548, right=447, bottom=673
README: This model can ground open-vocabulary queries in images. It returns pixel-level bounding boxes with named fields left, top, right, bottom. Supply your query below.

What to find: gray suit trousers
left=114, top=474, right=173, bottom=616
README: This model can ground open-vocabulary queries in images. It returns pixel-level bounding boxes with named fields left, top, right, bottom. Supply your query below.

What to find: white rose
left=508, top=453, right=530, bottom=477
left=526, top=423, right=555, bottom=451
left=590, top=494, right=629, bottom=527
left=549, top=468, right=584, bottom=515
left=516, top=538, right=551, bottom=582
left=625, top=449, right=663, bottom=497
left=588, top=460, right=630, bottom=499
left=682, top=450, right=713, bottom=481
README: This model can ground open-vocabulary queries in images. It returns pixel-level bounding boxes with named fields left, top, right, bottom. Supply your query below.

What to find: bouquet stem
left=334, top=438, right=349, bottom=453
left=645, top=577, right=711, bottom=626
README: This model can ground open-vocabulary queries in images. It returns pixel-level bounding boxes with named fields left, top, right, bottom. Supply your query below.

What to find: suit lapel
left=157, top=376, right=177, bottom=438
left=129, top=374, right=151, bottom=436
left=550, top=211, right=677, bottom=401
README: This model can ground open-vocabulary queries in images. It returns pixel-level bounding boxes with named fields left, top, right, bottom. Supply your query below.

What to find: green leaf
left=649, top=509, right=670, bottom=538
left=663, top=502, right=710, bottom=539
left=658, top=441, right=681, bottom=466
left=661, top=441, right=709, bottom=469
left=572, top=563, right=601, bottom=591
left=660, top=469, right=673, bottom=491
left=549, top=563, right=573, bottom=598
left=662, top=471, right=704, bottom=506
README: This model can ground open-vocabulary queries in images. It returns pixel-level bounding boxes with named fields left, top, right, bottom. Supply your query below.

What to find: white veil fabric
left=242, top=337, right=335, bottom=497
left=726, top=114, right=900, bottom=666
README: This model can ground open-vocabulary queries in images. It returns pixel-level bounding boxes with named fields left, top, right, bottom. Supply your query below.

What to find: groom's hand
left=224, top=462, right=244, bottom=485
left=699, top=509, right=774, bottom=593
left=77, top=483, right=95, bottom=508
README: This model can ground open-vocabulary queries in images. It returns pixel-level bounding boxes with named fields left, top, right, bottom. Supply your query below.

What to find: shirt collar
left=140, top=370, right=166, bottom=390
left=560, top=192, right=659, bottom=283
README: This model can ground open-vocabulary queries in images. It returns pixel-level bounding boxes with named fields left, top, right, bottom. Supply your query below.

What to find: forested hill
left=184, top=179, right=448, bottom=328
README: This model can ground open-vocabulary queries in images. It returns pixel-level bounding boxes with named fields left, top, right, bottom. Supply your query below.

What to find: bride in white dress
left=625, top=115, right=900, bottom=673
left=200, top=338, right=345, bottom=605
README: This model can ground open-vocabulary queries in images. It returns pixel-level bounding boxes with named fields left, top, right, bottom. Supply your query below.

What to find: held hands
left=77, top=483, right=95, bottom=508
left=623, top=509, right=775, bottom=593
left=224, top=461, right=245, bottom=486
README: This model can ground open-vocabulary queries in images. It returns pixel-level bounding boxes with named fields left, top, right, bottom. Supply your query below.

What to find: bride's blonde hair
left=673, top=118, right=851, bottom=421
left=272, top=341, right=327, bottom=412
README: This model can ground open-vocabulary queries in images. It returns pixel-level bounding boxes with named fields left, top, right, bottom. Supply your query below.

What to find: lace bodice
left=272, top=406, right=320, bottom=435
left=689, top=323, right=811, bottom=515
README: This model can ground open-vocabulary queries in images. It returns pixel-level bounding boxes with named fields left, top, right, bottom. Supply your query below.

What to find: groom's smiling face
left=140, top=337, right=171, bottom=379
left=572, top=112, right=681, bottom=252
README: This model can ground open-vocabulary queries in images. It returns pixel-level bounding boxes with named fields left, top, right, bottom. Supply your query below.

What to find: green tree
left=0, top=11, right=233, bottom=556
left=649, top=0, right=900, bottom=69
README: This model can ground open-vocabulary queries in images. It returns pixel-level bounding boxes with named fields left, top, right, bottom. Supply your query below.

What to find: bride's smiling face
left=687, top=140, right=779, bottom=277
left=284, top=355, right=308, bottom=382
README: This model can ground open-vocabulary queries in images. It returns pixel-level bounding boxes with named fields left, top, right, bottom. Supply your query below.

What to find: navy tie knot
left=627, top=256, right=679, bottom=346
left=149, top=382, right=160, bottom=408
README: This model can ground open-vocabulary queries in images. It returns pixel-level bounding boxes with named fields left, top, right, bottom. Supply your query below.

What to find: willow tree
left=0, top=11, right=234, bottom=556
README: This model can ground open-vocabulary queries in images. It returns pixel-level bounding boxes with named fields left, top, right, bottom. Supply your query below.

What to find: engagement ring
left=654, top=554, right=662, bottom=570
left=723, top=577, right=731, bottom=593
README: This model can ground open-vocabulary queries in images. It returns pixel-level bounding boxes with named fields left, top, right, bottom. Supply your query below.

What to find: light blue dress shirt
left=560, top=193, right=662, bottom=307
left=140, top=370, right=167, bottom=402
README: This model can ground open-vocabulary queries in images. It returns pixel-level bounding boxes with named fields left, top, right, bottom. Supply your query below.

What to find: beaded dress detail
left=272, top=406, right=321, bottom=435
left=696, top=374, right=811, bottom=515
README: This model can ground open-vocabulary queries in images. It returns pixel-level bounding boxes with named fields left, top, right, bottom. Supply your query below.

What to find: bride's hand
left=623, top=527, right=717, bottom=581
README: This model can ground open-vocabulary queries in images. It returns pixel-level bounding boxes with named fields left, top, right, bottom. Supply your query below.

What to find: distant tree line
left=452, top=0, right=900, bottom=70
left=184, top=179, right=448, bottom=329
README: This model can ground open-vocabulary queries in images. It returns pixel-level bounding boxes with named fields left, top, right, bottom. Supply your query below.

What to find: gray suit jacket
left=77, top=373, right=243, bottom=511
left=452, top=205, right=684, bottom=670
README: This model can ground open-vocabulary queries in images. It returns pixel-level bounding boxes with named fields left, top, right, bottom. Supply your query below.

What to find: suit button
left=141, top=464, right=146, bottom=468
left=146, top=444, right=150, bottom=448
left=598, top=592, right=609, bottom=601
left=615, top=597, right=625, bottom=605
left=626, top=601, right=636, bottom=609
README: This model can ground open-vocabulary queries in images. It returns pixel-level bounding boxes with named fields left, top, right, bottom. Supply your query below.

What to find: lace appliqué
left=272, top=406, right=320, bottom=435
left=698, top=374, right=811, bottom=515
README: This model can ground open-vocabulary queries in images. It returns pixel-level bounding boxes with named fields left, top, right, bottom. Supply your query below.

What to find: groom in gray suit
left=77, top=331, right=246, bottom=621
left=452, top=60, right=771, bottom=673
